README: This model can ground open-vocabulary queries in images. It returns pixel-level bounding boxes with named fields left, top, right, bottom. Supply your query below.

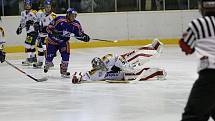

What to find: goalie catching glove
left=71, top=72, right=83, bottom=84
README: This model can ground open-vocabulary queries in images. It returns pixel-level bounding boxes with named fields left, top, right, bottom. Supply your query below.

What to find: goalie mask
left=199, top=0, right=215, bottom=16
left=91, top=57, right=107, bottom=71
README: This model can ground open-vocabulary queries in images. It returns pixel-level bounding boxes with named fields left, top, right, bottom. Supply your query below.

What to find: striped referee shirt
left=182, top=16, right=215, bottom=71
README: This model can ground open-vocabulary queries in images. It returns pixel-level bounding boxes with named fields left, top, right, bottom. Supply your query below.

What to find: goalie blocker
left=72, top=39, right=166, bottom=84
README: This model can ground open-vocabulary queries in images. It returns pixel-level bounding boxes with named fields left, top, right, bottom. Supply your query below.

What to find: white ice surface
left=0, top=46, right=212, bottom=121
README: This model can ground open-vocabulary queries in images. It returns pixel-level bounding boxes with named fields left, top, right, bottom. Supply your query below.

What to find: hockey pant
left=121, top=39, right=163, bottom=66
left=23, top=32, right=38, bottom=63
left=45, top=39, right=70, bottom=73
left=181, top=69, right=215, bottom=121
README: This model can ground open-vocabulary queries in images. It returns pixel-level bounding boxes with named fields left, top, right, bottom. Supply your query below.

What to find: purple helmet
left=66, top=8, right=77, bottom=15
left=24, top=0, right=32, bottom=6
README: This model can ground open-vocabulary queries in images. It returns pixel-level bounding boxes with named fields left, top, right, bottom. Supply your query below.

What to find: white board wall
left=0, top=10, right=201, bottom=46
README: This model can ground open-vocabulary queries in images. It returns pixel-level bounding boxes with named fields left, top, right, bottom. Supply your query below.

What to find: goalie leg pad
left=125, top=68, right=166, bottom=81
left=121, top=40, right=163, bottom=66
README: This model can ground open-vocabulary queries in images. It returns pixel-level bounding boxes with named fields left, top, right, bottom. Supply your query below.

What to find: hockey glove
left=34, top=22, right=40, bottom=32
left=179, top=39, right=194, bottom=55
left=0, top=51, right=5, bottom=63
left=77, top=33, right=90, bottom=42
left=72, top=72, right=82, bottom=84
left=16, top=26, right=22, bottom=35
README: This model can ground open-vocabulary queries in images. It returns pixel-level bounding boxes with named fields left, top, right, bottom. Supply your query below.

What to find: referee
left=179, top=0, right=215, bottom=121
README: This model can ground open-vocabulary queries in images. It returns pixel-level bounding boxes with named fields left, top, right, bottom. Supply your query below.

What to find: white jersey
left=19, top=10, right=37, bottom=33
left=36, top=9, right=44, bottom=22
left=181, top=16, right=215, bottom=71
left=39, top=12, right=56, bottom=27
left=37, top=10, right=56, bottom=37
left=82, top=54, right=131, bottom=81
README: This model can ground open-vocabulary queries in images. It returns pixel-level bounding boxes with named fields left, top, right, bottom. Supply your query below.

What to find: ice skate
left=61, top=72, right=70, bottom=78
left=22, top=58, right=33, bottom=66
left=33, top=62, right=43, bottom=68
left=44, top=62, right=54, bottom=73
left=60, top=63, right=70, bottom=78
left=32, top=56, right=37, bottom=63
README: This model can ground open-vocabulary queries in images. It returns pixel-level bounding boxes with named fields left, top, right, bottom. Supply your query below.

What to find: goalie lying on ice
left=72, top=39, right=167, bottom=84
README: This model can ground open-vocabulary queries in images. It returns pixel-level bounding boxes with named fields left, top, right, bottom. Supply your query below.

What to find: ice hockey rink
left=1, top=45, right=212, bottom=121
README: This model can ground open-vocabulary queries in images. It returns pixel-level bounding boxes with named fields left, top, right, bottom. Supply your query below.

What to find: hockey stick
left=91, top=38, right=118, bottom=43
left=72, top=36, right=118, bottom=43
left=5, top=60, right=48, bottom=82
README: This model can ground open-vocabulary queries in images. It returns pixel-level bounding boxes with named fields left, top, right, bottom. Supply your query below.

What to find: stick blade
left=105, top=80, right=129, bottom=83
left=36, top=77, right=48, bottom=82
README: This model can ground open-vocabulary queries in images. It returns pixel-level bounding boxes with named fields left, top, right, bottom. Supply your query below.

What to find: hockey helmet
left=66, top=8, right=78, bottom=15
left=24, top=0, right=32, bottom=10
left=44, top=0, right=52, bottom=13
left=24, top=0, right=32, bottom=5
left=44, top=0, right=52, bottom=6
left=91, top=57, right=107, bottom=71
left=199, top=0, right=215, bottom=16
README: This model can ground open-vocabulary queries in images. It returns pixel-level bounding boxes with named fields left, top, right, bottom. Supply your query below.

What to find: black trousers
left=181, top=69, right=215, bottom=121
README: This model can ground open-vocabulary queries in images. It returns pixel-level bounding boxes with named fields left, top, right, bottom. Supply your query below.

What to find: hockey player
left=16, top=0, right=39, bottom=66
left=33, top=0, right=57, bottom=68
left=72, top=39, right=166, bottom=84
left=44, top=8, right=90, bottom=78
left=0, top=27, right=5, bottom=63
left=179, top=0, right=215, bottom=121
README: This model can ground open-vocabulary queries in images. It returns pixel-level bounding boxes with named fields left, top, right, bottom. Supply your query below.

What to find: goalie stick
left=81, top=80, right=129, bottom=84
left=5, top=60, right=47, bottom=82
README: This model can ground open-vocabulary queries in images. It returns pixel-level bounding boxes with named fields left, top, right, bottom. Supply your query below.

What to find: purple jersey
left=47, top=16, right=84, bottom=43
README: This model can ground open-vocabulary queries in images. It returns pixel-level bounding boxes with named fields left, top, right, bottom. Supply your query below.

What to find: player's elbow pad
left=179, top=39, right=194, bottom=55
